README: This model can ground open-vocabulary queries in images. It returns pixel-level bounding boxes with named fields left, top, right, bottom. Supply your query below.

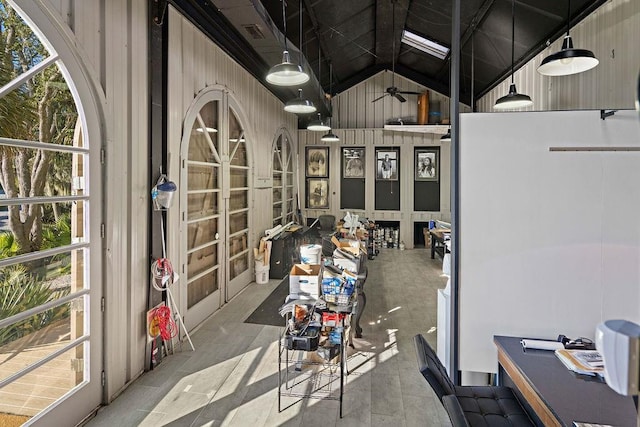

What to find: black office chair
left=316, top=214, right=336, bottom=256
left=413, top=334, right=535, bottom=427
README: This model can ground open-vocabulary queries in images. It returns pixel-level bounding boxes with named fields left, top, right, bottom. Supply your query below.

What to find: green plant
left=0, top=231, right=18, bottom=258
left=0, top=264, right=70, bottom=346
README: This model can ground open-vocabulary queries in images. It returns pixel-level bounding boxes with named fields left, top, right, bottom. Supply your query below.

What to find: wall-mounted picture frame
left=376, top=150, right=398, bottom=181
left=306, top=146, right=329, bottom=177
left=342, top=147, right=365, bottom=178
left=415, top=149, right=439, bottom=181
left=307, top=178, right=329, bottom=209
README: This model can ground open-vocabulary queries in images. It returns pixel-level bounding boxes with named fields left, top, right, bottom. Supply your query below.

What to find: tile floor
left=85, top=248, right=451, bottom=427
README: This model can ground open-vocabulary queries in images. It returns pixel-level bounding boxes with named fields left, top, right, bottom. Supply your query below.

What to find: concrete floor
left=85, top=248, right=451, bottom=427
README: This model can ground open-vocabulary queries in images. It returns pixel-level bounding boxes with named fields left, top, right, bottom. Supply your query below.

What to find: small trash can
left=255, top=261, right=270, bottom=284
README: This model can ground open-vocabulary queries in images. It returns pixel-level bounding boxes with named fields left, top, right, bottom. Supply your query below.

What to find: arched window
left=0, top=2, right=98, bottom=423
left=272, top=130, right=296, bottom=226
left=180, top=89, right=252, bottom=330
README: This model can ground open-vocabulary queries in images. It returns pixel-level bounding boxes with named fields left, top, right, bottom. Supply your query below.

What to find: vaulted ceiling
left=173, top=0, right=606, bottom=123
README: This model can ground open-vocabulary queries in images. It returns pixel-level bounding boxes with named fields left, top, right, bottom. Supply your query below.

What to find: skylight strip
left=401, top=30, right=449, bottom=60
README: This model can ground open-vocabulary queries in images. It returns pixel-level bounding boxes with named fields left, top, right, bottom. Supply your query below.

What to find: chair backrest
left=413, top=334, right=455, bottom=400
left=317, top=214, right=335, bottom=231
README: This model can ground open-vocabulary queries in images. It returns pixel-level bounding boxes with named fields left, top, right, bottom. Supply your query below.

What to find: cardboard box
left=331, top=236, right=366, bottom=256
left=289, top=264, right=322, bottom=299
left=332, top=254, right=361, bottom=274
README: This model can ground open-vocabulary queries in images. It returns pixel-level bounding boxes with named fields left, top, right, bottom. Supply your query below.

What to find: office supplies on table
left=520, top=339, right=564, bottom=351
left=555, top=349, right=604, bottom=377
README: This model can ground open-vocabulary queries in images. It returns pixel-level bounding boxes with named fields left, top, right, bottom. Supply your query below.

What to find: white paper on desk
left=521, top=339, right=564, bottom=351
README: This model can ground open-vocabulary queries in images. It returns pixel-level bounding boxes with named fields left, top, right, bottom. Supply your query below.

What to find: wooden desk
left=494, top=336, right=637, bottom=427
left=429, top=229, right=449, bottom=259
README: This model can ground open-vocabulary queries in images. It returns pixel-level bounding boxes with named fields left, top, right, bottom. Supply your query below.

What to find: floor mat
left=244, top=277, right=289, bottom=326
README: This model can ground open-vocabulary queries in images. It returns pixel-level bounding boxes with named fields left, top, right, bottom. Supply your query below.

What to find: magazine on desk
left=555, top=348, right=604, bottom=377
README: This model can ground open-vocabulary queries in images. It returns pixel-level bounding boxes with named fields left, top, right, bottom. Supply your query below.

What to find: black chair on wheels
left=315, top=214, right=336, bottom=256
left=413, top=334, right=535, bottom=427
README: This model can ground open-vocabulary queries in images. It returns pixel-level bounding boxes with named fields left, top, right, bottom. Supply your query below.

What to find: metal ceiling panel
left=174, top=0, right=608, bottom=125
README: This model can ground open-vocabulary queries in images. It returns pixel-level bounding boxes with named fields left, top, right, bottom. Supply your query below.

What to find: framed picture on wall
left=376, top=150, right=398, bottom=181
left=415, top=149, right=439, bottom=181
left=307, top=178, right=329, bottom=209
left=306, top=146, right=329, bottom=177
left=342, top=147, right=365, bottom=178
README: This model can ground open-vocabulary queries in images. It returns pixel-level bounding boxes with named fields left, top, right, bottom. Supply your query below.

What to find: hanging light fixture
left=308, top=44, right=330, bottom=131
left=538, top=0, right=598, bottom=76
left=440, top=127, right=451, bottom=142
left=321, top=63, right=339, bottom=142
left=284, top=88, right=316, bottom=114
left=308, top=112, right=331, bottom=131
left=320, top=130, right=340, bottom=142
left=266, top=0, right=309, bottom=86
left=494, top=0, right=533, bottom=110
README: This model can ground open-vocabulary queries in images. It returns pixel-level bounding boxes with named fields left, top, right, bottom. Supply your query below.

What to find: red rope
left=153, top=306, right=177, bottom=341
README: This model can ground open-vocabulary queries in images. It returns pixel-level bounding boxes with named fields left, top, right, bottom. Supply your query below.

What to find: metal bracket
left=152, top=0, right=168, bottom=26
left=600, top=109, right=617, bottom=120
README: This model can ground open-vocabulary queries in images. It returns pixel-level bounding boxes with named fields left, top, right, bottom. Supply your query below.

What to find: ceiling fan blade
left=394, top=93, right=407, bottom=103
left=372, top=94, right=388, bottom=103
left=398, top=91, right=422, bottom=95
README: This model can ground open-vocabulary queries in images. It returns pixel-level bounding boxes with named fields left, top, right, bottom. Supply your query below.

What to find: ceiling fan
left=372, top=0, right=420, bottom=103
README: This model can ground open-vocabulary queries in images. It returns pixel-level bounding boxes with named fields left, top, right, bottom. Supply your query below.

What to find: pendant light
left=440, top=127, right=451, bottom=142
left=537, top=0, right=598, bottom=76
left=494, top=0, right=533, bottom=110
left=308, top=112, right=331, bottom=131
left=284, top=88, right=316, bottom=114
left=266, top=0, right=309, bottom=86
left=320, top=130, right=339, bottom=142
left=308, top=47, right=331, bottom=131
left=321, top=63, right=339, bottom=142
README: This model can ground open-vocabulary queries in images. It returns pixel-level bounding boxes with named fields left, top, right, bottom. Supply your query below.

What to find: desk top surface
left=429, top=229, right=450, bottom=239
left=494, top=335, right=637, bottom=427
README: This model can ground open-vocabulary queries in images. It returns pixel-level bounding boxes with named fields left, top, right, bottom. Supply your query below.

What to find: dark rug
left=244, top=278, right=289, bottom=326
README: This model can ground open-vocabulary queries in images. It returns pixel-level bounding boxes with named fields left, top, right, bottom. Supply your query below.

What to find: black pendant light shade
left=321, top=130, right=339, bottom=142
left=538, top=1, right=598, bottom=76
left=307, top=112, right=331, bottom=131
left=494, top=84, right=533, bottom=110
left=265, top=0, right=309, bottom=86
left=494, top=0, right=532, bottom=110
left=538, top=36, right=598, bottom=76
left=440, top=127, right=451, bottom=142
left=284, top=89, right=316, bottom=114
left=266, top=51, right=309, bottom=86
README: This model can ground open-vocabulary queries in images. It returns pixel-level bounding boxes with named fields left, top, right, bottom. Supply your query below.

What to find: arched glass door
left=225, top=107, right=250, bottom=299
left=181, top=91, right=251, bottom=330
left=182, top=96, right=222, bottom=329
left=272, top=131, right=296, bottom=226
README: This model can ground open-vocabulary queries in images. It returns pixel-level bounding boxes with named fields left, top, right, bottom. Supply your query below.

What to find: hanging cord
left=151, top=257, right=174, bottom=291
left=299, top=0, right=304, bottom=65
left=281, top=0, right=288, bottom=52
left=152, top=305, right=178, bottom=341
left=510, top=0, right=515, bottom=84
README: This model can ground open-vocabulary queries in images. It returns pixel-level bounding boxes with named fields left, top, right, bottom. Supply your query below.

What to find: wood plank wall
left=299, top=72, right=471, bottom=247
